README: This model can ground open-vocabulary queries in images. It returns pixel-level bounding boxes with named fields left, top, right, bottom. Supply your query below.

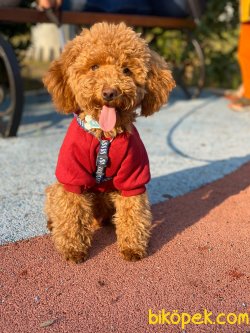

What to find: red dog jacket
left=56, top=118, right=151, bottom=196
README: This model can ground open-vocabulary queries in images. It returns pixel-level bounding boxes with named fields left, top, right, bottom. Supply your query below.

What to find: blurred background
left=0, top=0, right=240, bottom=93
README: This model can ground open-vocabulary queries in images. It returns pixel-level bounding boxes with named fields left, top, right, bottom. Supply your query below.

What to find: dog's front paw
left=64, top=250, right=88, bottom=264
left=121, top=248, right=147, bottom=262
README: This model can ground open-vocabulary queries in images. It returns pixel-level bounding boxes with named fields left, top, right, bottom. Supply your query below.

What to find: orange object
left=240, top=0, right=250, bottom=23
left=238, top=23, right=250, bottom=99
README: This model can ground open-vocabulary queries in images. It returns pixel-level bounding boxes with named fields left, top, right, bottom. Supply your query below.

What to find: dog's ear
left=43, top=31, right=86, bottom=114
left=141, top=50, right=175, bottom=117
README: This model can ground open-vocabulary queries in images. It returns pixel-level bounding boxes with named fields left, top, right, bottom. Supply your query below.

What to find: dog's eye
left=91, top=64, right=99, bottom=71
left=123, top=67, right=132, bottom=76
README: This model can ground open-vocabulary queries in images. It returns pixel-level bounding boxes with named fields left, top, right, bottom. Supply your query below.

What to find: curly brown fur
left=111, top=192, right=152, bottom=261
left=43, top=22, right=175, bottom=137
left=45, top=183, right=94, bottom=263
left=44, top=22, right=175, bottom=262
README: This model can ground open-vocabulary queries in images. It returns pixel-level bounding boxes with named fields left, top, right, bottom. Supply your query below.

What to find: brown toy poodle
left=44, top=22, right=175, bottom=263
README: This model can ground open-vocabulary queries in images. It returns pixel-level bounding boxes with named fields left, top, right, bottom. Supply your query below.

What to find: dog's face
left=44, top=22, right=175, bottom=134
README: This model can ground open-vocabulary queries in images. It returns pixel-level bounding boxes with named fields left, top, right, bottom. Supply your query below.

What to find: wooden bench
left=0, top=7, right=205, bottom=137
left=0, top=8, right=197, bottom=28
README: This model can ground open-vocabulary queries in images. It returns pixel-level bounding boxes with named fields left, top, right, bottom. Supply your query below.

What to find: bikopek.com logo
left=148, top=309, right=249, bottom=330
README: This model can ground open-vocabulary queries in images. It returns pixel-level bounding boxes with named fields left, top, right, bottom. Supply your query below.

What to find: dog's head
left=43, top=22, right=175, bottom=135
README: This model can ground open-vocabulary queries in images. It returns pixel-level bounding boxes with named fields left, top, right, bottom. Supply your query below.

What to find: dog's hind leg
left=44, top=183, right=94, bottom=263
left=111, top=192, right=152, bottom=261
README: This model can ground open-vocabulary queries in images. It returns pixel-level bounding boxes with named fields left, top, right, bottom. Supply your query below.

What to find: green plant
left=147, top=0, right=240, bottom=89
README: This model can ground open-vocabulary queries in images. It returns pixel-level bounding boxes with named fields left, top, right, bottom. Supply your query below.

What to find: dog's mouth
left=85, top=94, right=137, bottom=132
left=99, top=105, right=117, bottom=132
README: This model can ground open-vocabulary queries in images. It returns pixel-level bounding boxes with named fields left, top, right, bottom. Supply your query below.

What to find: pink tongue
left=99, top=105, right=116, bottom=132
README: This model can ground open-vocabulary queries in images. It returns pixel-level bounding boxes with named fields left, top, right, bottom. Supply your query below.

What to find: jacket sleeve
left=113, top=129, right=151, bottom=196
left=55, top=129, right=96, bottom=194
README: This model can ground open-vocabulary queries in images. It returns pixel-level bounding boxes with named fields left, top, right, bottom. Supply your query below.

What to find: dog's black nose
left=102, top=88, right=118, bottom=101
